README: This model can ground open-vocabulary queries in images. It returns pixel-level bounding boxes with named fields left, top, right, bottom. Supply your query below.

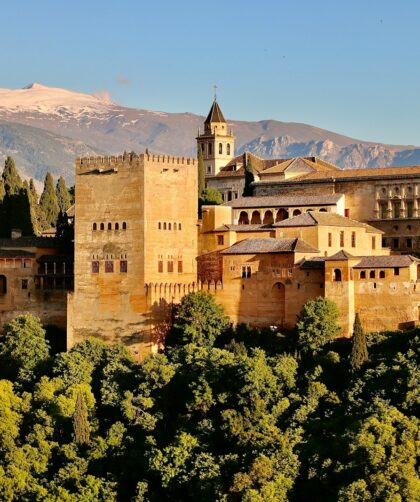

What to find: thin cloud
left=116, top=75, right=131, bottom=85
left=93, top=90, right=113, bottom=103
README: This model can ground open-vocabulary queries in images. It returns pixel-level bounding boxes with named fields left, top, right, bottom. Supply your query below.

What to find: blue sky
left=1, top=0, right=420, bottom=145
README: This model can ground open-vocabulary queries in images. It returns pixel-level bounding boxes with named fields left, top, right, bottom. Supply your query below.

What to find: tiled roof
left=325, top=250, right=355, bottom=261
left=353, top=255, right=419, bottom=268
left=205, top=100, right=226, bottom=124
left=223, top=194, right=342, bottom=208
left=299, top=257, right=326, bottom=269
left=0, top=237, right=60, bottom=248
left=0, top=249, right=35, bottom=258
left=282, top=165, right=420, bottom=183
left=274, top=211, right=383, bottom=233
left=221, top=237, right=319, bottom=255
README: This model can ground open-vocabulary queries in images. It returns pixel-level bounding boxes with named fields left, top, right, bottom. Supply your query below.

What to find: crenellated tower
left=196, top=99, right=235, bottom=177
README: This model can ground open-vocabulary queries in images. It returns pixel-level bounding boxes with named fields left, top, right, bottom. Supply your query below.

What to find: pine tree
left=197, top=146, right=205, bottom=197
left=350, top=313, right=368, bottom=371
left=29, top=178, right=38, bottom=203
left=73, top=392, right=90, bottom=446
left=243, top=153, right=255, bottom=197
left=0, top=179, right=5, bottom=201
left=40, top=173, right=59, bottom=228
left=2, top=156, right=22, bottom=195
left=55, top=176, right=72, bottom=214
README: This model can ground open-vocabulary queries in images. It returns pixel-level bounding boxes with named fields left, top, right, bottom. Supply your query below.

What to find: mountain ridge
left=0, top=83, right=419, bottom=184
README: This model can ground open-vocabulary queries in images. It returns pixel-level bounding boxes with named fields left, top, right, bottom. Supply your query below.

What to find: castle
left=1, top=98, right=420, bottom=359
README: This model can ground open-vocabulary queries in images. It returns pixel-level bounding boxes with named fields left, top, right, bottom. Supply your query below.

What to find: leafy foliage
left=56, top=176, right=72, bottom=213
left=40, top=172, right=60, bottom=228
left=0, top=303, right=418, bottom=501
left=350, top=313, right=368, bottom=371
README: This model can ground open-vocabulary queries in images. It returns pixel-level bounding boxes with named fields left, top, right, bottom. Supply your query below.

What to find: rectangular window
left=351, top=232, right=356, bottom=247
left=393, top=201, right=401, bottom=218
left=393, top=238, right=399, bottom=249
left=407, top=201, right=414, bottom=218
left=407, top=238, right=413, bottom=248
left=158, top=260, right=163, bottom=273
left=344, top=208, right=350, bottom=217
left=217, top=235, right=224, bottom=246
left=394, top=267, right=400, bottom=276
left=241, top=265, right=252, bottom=278
left=105, top=261, right=114, bottom=273
left=21, top=279, right=28, bottom=290
left=372, top=236, right=376, bottom=249
left=340, top=231, right=344, bottom=247
left=380, top=203, right=387, bottom=219
left=92, top=261, right=99, bottom=274
left=120, top=260, right=128, bottom=273
left=328, top=233, right=332, bottom=247
left=178, top=260, right=183, bottom=273
left=168, top=261, right=174, bottom=273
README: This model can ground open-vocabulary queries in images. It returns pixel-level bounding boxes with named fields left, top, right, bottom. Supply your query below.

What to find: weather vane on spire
left=213, top=84, right=218, bottom=101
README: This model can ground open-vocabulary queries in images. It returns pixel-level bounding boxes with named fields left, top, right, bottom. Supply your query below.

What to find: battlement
left=75, top=153, right=196, bottom=172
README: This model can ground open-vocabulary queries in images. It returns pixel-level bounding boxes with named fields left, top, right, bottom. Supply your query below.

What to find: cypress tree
left=2, top=156, right=22, bottom=195
left=350, top=313, right=368, bottom=371
left=243, top=153, right=255, bottom=197
left=55, top=176, right=72, bottom=214
left=29, top=178, right=38, bottom=202
left=40, top=173, right=59, bottom=228
left=197, top=146, right=205, bottom=197
left=0, top=179, right=4, bottom=201
left=73, top=392, right=90, bottom=446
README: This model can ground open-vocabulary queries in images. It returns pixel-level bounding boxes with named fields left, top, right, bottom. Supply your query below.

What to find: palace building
left=2, top=98, right=420, bottom=358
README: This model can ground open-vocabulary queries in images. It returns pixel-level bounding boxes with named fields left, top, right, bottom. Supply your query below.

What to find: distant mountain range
left=1, top=83, right=420, bottom=184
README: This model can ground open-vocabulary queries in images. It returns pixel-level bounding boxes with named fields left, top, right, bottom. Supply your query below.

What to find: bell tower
left=196, top=97, right=235, bottom=177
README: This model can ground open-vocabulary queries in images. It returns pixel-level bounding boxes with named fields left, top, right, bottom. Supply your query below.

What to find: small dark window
left=163, top=222, right=167, bottom=230
left=108, top=222, right=112, bottom=230
left=345, top=209, right=350, bottom=217
left=372, top=236, right=376, bottom=249
left=360, top=271, right=366, bottom=279
left=227, top=143, right=231, bottom=155
left=333, top=269, right=342, bottom=282
left=351, top=232, right=356, bottom=248
left=328, top=233, right=332, bottom=247
left=168, top=261, right=174, bottom=273
left=217, top=235, right=224, bottom=246
left=394, top=267, right=400, bottom=276
left=100, top=223, right=105, bottom=231
left=168, top=223, right=172, bottom=230
left=379, top=270, right=385, bottom=278
left=122, top=222, right=127, bottom=230
left=393, top=238, right=399, bottom=249
left=241, top=265, right=251, bottom=278
left=219, top=143, right=223, bottom=154
left=158, top=222, right=161, bottom=229
left=208, top=143, right=212, bottom=156
left=174, top=223, right=177, bottom=230
left=115, top=222, right=119, bottom=230
left=158, top=260, right=163, bottom=273
left=178, top=260, right=183, bottom=273
left=407, top=238, right=413, bottom=248
left=93, top=223, right=97, bottom=231
left=369, top=270, right=375, bottom=279
left=105, top=261, right=114, bottom=273
left=92, top=261, right=99, bottom=273
left=120, top=260, right=127, bottom=273
left=21, top=279, right=28, bottom=290
left=179, top=223, right=182, bottom=230
left=340, top=231, right=344, bottom=247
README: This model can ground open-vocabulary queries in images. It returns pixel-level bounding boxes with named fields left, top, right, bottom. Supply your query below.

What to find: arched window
left=238, top=211, right=249, bottom=225
left=0, top=275, right=7, bottom=295
left=379, top=270, right=385, bottom=278
left=179, top=223, right=182, bottom=230
left=100, top=223, right=105, bottom=231
left=275, top=208, right=289, bottom=222
left=227, top=143, right=231, bottom=155
left=174, top=223, right=177, bottom=230
left=369, top=270, right=375, bottom=279
left=163, top=222, right=167, bottom=230
left=208, top=143, right=212, bottom=156
left=251, top=210, right=262, bottom=225
left=293, top=209, right=301, bottom=216
left=263, top=210, right=274, bottom=225
left=158, top=222, right=161, bottom=230
left=219, top=143, right=223, bottom=154
left=319, top=208, right=327, bottom=212
left=168, top=223, right=172, bottom=230
left=115, top=222, right=119, bottom=230
left=122, top=222, right=127, bottom=230
left=333, top=269, right=342, bottom=282
left=93, top=223, right=97, bottom=231
left=360, top=271, right=366, bottom=279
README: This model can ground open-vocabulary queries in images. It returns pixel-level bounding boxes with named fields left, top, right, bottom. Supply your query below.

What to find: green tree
left=0, top=314, right=50, bottom=383
left=40, top=172, right=59, bottom=228
left=199, top=187, right=223, bottom=207
left=171, top=291, right=229, bottom=347
left=349, top=313, right=368, bottom=371
left=73, top=392, right=91, bottom=446
left=243, top=153, right=255, bottom=196
left=197, top=146, right=205, bottom=197
left=0, top=179, right=5, bottom=200
left=55, top=176, right=72, bottom=214
left=2, top=156, right=22, bottom=195
left=296, top=297, right=341, bottom=353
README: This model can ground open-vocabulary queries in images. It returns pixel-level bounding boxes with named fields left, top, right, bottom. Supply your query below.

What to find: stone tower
left=196, top=99, right=235, bottom=177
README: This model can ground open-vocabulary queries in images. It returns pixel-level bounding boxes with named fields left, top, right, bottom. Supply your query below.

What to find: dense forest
left=0, top=293, right=419, bottom=501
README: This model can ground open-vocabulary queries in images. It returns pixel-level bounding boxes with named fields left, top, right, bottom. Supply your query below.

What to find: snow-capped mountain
left=0, top=83, right=420, bottom=184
